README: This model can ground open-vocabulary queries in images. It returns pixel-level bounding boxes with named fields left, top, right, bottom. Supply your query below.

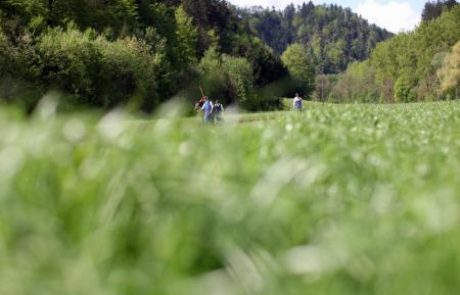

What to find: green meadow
left=1, top=101, right=460, bottom=294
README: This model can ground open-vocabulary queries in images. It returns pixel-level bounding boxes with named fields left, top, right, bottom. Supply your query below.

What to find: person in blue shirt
left=201, top=96, right=214, bottom=123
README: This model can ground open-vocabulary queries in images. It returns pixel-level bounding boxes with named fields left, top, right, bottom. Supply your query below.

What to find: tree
left=198, top=47, right=253, bottom=106
left=315, top=74, right=335, bottom=102
left=394, top=74, right=417, bottom=102
left=328, top=61, right=379, bottom=103
left=0, top=26, right=10, bottom=74
left=36, top=25, right=160, bottom=109
left=175, top=5, right=198, bottom=64
left=422, top=0, right=458, bottom=22
left=438, top=41, right=460, bottom=98
left=221, top=54, right=253, bottom=105
left=281, top=43, right=315, bottom=96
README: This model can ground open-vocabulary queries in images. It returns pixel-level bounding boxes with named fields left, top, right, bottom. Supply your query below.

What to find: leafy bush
left=0, top=23, right=43, bottom=110
left=94, top=35, right=160, bottom=110
left=438, top=41, right=460, bottom=99
left=394, top=74, right=417, bottom=102
left=38, top=26, right=100, bottom=102
left=281, top=43, right=315, bottom=97
left=329, top=61, right=379, bottom=103
left=37, top=25, right=161, bottom=110
left=198, top=47, right=254, bottom=106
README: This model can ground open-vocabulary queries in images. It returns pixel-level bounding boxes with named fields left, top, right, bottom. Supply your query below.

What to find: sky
left=228, top=0, right=424, bottom=33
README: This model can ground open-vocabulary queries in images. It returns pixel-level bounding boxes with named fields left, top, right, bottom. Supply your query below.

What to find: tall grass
left=1, top=101, right=460, bottom=294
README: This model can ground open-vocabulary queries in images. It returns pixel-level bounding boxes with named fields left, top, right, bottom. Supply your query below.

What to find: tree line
left=422, top=0, right=458, bottom=21
left=0, top=0, right=393, bottom=113
left=238, top=2, right=392, bottom=74
left=321, top=2, right=460, bottom=103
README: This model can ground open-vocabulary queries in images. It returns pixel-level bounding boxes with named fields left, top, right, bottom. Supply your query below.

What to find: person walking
left=293, top=93, right=303, bottom=111
left=213, top=100, right=224, bottom=123
left=195, top=96, right=206, bottom=112
left=201, top=96, right=214, bottom=123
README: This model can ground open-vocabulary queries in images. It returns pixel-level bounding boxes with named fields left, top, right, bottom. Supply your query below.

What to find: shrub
left=394, top=74, right=417, bottom=102
left=438, top=41, right=460, bottom=99
left=37, top=25, right=161, bottom=110
left=198, top=47, right=254, bottom=107
left=281, top=43, right=315, bottom=97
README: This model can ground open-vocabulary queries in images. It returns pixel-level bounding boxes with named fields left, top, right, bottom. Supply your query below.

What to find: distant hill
left=237, top=2, right=393, bottom=74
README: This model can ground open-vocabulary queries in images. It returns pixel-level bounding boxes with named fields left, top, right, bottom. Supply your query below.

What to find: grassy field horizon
left=1, top=101, right=460, bottom=294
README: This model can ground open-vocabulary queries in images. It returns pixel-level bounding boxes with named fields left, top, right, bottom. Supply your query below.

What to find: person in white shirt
left=293, top=93, right=303, bottom=111
left=213, top=100, right=224, bottom=122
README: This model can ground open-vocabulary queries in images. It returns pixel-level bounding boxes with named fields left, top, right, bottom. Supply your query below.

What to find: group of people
left=194, top=93, right=302, bottom=124
left=195, top=96, right=224, bottom=123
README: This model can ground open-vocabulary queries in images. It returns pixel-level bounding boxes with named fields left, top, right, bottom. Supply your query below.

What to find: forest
left=324, top=1, right=460, bottom=103
left=0, top=0, right=392, bottom=113
left=238, top=2, right=392, bottom=74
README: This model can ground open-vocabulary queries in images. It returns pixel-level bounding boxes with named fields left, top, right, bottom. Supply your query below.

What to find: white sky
left=228, top=0, right=423, bottom=33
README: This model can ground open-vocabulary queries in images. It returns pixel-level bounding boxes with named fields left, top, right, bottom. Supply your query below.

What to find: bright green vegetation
left=2, top=101, right=460, bottom=294
left=325, top=4, right=460, bottom=103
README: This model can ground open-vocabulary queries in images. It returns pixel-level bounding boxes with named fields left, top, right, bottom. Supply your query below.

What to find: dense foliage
left=238, top=2, right=393, bottom=74
left=2, top=102, right=460, bottom=294
left=0, top=0, right=396, bottom=112
left=281, top=43, right=315, bottom=95
left=0, top=0, right=289, bottom=112
left=327, top=6, right=460, bottom=103
left=422, top=0, right=458, bottom=21
left=438, top=41, right=460, bottom=98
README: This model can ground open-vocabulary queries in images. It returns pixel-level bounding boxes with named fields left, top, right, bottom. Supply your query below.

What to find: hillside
left=238, top=2, right=393, bottom=74
left=325, top=5, right=460, bottom=103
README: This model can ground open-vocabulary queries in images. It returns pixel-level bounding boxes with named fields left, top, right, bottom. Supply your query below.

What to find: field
left=1, top=101, right=460, bottom=294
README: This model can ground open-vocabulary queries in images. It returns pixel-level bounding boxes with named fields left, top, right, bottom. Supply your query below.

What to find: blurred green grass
left=1, top=101, right=460, bottom=294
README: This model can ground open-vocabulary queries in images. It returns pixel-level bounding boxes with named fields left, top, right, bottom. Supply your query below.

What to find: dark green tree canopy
left=422, top=0, right=458, bottom=22
left=237, top=2, right=393, bottom=74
